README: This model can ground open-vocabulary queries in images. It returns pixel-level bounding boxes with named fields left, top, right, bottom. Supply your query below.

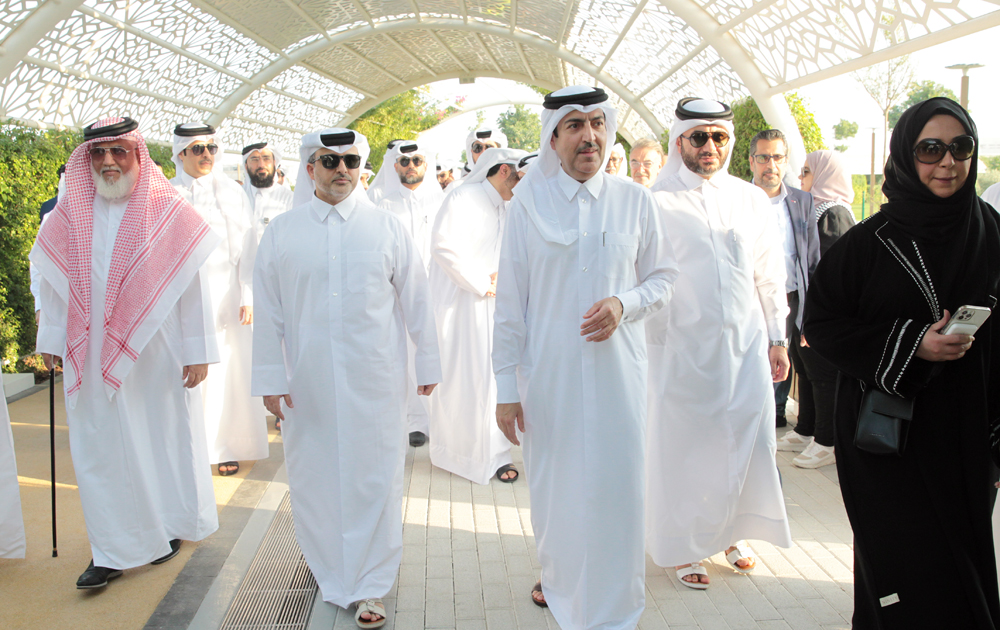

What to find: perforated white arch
left=2, top=0, right=998, bottom=159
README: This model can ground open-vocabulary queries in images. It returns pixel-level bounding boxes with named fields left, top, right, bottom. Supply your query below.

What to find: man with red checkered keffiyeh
left=30, top=117, right=222, bottom=591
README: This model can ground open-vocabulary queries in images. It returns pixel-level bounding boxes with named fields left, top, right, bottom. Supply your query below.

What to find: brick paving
left=314, top=429, right=854, bottom=629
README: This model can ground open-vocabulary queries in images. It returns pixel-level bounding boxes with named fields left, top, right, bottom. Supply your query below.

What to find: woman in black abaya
left=804, top=98, right=1000, bottom=628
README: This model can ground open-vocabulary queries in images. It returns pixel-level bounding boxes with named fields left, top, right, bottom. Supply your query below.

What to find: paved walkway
left=6, top=380, right=857, bottom=629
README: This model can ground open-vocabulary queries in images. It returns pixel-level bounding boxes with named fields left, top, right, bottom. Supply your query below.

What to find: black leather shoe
left=151, top=539, right=181, bottom=565
left=776, top=415, right=787, bottom=428
left=76, top=560, right=123, bottom=589
left=409, top=431, right=427, bottom=447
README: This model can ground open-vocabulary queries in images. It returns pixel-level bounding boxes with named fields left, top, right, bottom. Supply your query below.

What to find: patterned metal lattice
left=0, top=0, right=997, bottom=145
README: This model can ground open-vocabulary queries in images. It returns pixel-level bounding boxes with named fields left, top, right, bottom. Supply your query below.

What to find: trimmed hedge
left=729, top=93, right=826, bottom=183
left=0, top=120, right=175, bottom=372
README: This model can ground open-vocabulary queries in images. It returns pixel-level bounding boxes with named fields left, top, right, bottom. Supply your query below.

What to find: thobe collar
left=555, top=167, right=604, bottom=202
left=677, top=166, right=728, bottom=192
left=480, top=180, right=504, bottom=210
left=311, top=192, right=357, bottom=222
left=178, top=169, right=212, bottom=190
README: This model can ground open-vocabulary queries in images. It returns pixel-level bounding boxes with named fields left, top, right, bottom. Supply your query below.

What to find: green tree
left=833, top=119, right=858, bottom=140
left=0, top=122, right=83, bottom=371
left=728, top=92, right=826, bottom=182
left=887, top=80, right=960, bottom=128
left=349, top=89, right=457, bottom=173
left=497, top=105, right=541, bottom=151
left=835, top=144, right=850, bottom=153
left=982, top=155, right=1000, bottom=171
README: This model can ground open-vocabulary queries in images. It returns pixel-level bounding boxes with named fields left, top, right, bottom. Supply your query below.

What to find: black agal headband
left=173, top=123, right=216, bottom=137
left=321, top=131, right=356, bottom=147
left=543, top=88, right=608, bottom=110
left=242, top=142, right=268, bottom=155
left=83, top=117, right=138, bottom=141
left=674, top=97, right=733, bottom=122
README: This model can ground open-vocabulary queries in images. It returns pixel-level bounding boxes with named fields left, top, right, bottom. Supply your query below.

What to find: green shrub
left=0, top=122, right=84, bottom=372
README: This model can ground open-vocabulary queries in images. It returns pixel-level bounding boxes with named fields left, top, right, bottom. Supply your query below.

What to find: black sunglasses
left=186, top=144, right=219, bottom=156
left=912, top=135, right=975, bottom=164
left=88, top=146, right=132, bottom=159
left=397, top=156, right=425, bottom=167
left=472, top=142, right=496, bottom=154
left=310, top=154, right=362, bottom=170
left=681, top=131, right=730, bottom=148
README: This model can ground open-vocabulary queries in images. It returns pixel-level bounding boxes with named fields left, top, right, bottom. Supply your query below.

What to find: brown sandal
left=531, top=581, right=547, bottom=608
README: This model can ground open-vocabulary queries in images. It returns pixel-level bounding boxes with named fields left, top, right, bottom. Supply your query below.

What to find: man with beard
left=605, top=143, right=629, bottom=179
left=372, top=141, right=444, bottom=447
left=427, top=147, right=526, bottom=484
left=252, top=128, right=439, bottom=627
left=242, top=142, right=294, bottom=243
left=747, top=129, right=821, bottom=432
left=31, top=117, right=220, bottom=590
left=645, top=99, right=791, bottom=590
left=493, top=86, right=677, bottom=627
left=172, top=123, right=265, bottom=477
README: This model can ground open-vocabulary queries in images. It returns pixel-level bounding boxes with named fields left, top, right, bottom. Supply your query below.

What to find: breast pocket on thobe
left=345, top=251, right=386, bottom=293
left=598, top=232, right=639, bottom=279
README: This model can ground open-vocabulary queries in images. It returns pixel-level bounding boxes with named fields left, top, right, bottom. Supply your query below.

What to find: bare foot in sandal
left=676, top=563, right=710, bottom=586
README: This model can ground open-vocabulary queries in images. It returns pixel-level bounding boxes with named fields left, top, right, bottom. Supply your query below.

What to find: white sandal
left=726, top=542, right=756, bottom=574
left=354, top=598, right=386, bottom=628
left=676, top=561, right=709, bottom=590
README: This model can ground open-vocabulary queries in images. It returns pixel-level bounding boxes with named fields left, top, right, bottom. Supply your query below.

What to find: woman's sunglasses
left=310, top=153, right=362, bottom=170
left=912, top=135, right=975, bottom=164
left=397, top=156, right=425, bottom=167
left=680, top=131, right=730, bottom=148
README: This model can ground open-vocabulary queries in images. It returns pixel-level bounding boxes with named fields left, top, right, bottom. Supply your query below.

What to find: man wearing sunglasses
left=252, top=128, right=439, bottom=628
left=32, top=117, right=221, bottom=590
left=241, top=142, right=294, bottom=244
left=645, top=99, right=792, bottom=590
left=426, top=147, right=526, bottom=486
left=445, top=127, right=509, bottom=194
left=372, top=140, right=444, bottom=448
left=171, top=123, right=265, bottom=479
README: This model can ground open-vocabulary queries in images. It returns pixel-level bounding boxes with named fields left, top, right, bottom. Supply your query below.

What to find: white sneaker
left=792, top=443, right=835, bottom=469
left=776, top=431, right=812, bottom=452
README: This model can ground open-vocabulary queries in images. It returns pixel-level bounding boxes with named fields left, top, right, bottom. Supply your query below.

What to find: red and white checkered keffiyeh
left=34, top=118, right=214, bottom=402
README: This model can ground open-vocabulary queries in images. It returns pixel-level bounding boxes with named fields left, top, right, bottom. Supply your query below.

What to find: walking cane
left=50, top=365, right=57, bottom=558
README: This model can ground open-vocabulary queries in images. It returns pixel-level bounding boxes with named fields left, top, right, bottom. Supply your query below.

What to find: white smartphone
left=942, top=305, right=992, bottom=336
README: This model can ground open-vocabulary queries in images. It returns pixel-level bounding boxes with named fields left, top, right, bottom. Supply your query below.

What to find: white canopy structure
left=2, top=0, right=999, bottom=159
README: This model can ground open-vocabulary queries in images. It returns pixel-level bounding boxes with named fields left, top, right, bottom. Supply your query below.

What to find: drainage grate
left=220, top=491, right=318, bottom=630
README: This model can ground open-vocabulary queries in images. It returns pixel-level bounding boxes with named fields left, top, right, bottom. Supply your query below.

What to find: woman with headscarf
left=776, top=150, right=856, bottom=468
left=804, top=98, right=1000, bottom=627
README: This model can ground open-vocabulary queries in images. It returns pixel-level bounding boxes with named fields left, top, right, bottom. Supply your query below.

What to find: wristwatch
left=769, top=339, right=788, bottom=348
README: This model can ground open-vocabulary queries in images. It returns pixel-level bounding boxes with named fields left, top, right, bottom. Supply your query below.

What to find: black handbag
left=854, top=386, right=915, bottom=455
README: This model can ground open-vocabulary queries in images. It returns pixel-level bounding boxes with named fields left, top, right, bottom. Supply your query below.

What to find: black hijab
left=880, top=97, right=1000, bottom=309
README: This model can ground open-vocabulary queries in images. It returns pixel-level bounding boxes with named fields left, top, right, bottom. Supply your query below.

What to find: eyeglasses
left=309, top=153, right=362, bottom=170
left=185, top=144, right=219, bottom=156
left=397, top=156, right=425, bottom=167
left=630, top=160, right=657, bottom=170
left=752, top=153, right=786, bottom=164
left=472, top=142, right=498, bottom=154
left=608, top=156, right=623, bottom=164
left=88, top=146, right=132, bottom=159
left=681, top=131, right=730, bottom=148
left=912, top=135, right=975, bottom=164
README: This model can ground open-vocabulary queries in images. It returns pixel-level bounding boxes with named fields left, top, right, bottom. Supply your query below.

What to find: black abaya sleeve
left=816, top=204, right=855, bottom=256
left=803, top=223, right=937, bottom=398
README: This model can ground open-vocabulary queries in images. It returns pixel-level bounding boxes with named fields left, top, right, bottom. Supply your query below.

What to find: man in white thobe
left=241, top=142, right=295, bottom=243
left=445, top=127, right=509, bottom=194
left=605, top=142, right=629, bottom=180
left=428, top=147, right=526, bottom=484
left=372, top=141, right=444, bottom=447
left=0, top=393, right=25, bottom=559
left=646, top=98, right=792, bottom=589
left=171, top=124, right=266, bottom=476
left=493, top=86, right=678, bottom=629
left=251, top=128, right=440, bottom=626
left=31, top=117, right=219, bottom=590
